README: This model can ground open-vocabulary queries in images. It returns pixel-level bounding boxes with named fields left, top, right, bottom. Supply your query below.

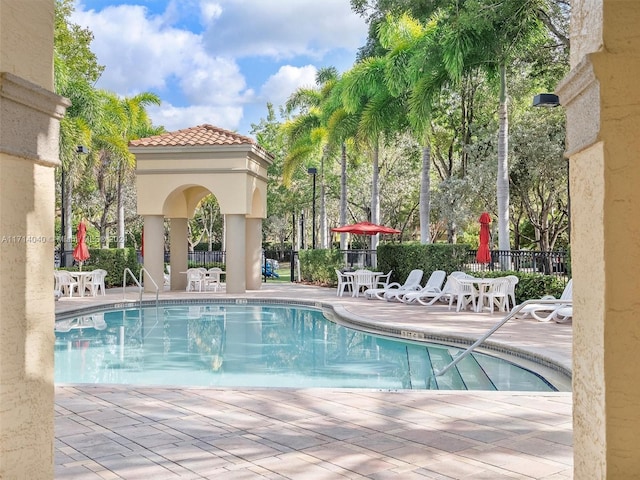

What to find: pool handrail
left=122, top=267, right=159, bottom=308
left=433, top=298, right=572, bottom=378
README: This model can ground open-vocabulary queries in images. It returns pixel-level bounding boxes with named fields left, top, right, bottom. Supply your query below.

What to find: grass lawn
left=263, top=262, right=291, bottom=283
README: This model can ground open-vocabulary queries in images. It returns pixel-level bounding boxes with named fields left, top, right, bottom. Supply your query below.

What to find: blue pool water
left=54, top=303, right=557, bottom=391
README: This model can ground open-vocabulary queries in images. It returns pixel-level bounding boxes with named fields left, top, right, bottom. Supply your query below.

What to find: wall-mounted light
left=532, top=93, right=560, bottom=107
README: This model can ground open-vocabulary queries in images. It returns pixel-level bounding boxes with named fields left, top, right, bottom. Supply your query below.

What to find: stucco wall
left=562, top=0, right=640, bottom=477
left=0, top=1, right=67, bottom=478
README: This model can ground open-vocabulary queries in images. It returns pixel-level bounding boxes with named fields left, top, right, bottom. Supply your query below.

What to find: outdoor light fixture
left=532, top=93, right=560, bottom=107
left=307, top=167, right=317, bottom=249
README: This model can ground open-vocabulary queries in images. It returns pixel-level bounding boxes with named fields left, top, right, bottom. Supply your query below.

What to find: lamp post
left=532, top=93, right=569, bottom=239
left=307, top=167, right=317, bottom=249
left=60, top=145, right=88, bottom=267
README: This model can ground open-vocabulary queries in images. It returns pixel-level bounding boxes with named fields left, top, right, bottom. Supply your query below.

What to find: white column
left=225, top=214, right=246, bottom=293
left=142, top=215, right=164, bottom=293
left=169, top=218, right=188, bottom=290
left=246, top=218, right=263, bottom=290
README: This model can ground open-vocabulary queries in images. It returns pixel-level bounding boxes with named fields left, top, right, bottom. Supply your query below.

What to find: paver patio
left=55, top=283, right=573, bottom=479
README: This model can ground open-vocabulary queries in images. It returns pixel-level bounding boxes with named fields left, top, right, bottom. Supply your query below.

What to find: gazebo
left=130, top=124, right=273, bottom=294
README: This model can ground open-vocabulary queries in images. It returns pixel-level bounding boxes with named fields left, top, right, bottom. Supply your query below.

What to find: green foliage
left=299, top=249, right=345, bottom=285
left=377, top=242, right=470, bottom=284
left=82, top=248, right=140, bottom=288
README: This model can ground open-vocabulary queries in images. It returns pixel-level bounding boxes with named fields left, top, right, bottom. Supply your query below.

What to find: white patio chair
left=352, top=269, right=377, bottom=297
left=56, top=270, right=79, bottom=297
left=517, top=279, right=573, bottom=322
left=374, top=270, right=393, bottom=289
left=483, top=277, right=510, bottom=313
left=84, top=269, right=107, bottom=296
left=335, top=269, right=354, bottom=297
left=186, top=268, right=205, bottom=292
left=396, top=270, right=446, bottom=303
left=364, top=269, right=423, bottom=300
left=206, top=267, right=223, bottom=291
left=448, top=275, right=478, bottom=312
left=505, top=275, right=519, bottom=309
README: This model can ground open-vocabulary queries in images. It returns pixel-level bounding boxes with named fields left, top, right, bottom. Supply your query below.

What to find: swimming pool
left=54, top=302, right=560, bottom=391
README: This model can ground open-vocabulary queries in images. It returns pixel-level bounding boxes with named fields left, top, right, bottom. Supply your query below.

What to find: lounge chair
left=552, top=305, right=573, bottom=323
left=517, top=279, right=573, bottom=322
left=395, top=270, right=446, bottom=303
left=364, top=269, right=423, bottom=300
left=401, top=271, right=466, bottom=306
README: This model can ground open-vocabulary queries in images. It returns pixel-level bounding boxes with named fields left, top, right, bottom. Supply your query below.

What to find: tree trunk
left=419, top=143, right=432, bottom=244
left=339, top=143, right=348, bottom=250
left=370, top=140, right=380, bottom=252
left=117, top=161, right=125, bottom=248
left=320, top=155, right=327, bottom=248
left=496, top=63, right=511, bottom=251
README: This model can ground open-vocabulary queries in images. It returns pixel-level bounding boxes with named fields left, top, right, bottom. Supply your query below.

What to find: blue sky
left=72, top=0, right=369, bottom=136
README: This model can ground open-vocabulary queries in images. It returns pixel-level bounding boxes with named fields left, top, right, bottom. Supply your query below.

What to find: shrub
left=298, top=249, right=344, bottom=286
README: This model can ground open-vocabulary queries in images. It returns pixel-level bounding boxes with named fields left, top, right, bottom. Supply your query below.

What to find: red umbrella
left=72, top=221, right=90, bottom=270
left=331, top=221, right=400, bottom=235
left=476, top=212, right=492, bottom=264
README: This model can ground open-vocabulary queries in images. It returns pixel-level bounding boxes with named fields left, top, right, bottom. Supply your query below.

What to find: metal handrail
left=122, top=267, right=159, bottom=309
left=433, top=298, right=572, bottom=377
left=139, top=267, right=159, bottom=308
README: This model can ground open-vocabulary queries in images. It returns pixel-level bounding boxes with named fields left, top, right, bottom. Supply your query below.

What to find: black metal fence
left=466, top=249, right=569, bottom=278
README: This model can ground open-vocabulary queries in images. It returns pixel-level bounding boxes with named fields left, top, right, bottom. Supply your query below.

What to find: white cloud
left=201, top=0, right=368, bottom=59
left=71, top=1, right=368, bottom=134
left=260, top=65, right=317, bottom=108
left=147, top=102, right=244, bottom=132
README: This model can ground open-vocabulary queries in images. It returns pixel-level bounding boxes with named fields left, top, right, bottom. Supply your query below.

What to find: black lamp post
left=60, top=145, right=88, bottom=267
left=307, top=167, right=317, bottom=249
left=532, top=93, right=569, bottom=238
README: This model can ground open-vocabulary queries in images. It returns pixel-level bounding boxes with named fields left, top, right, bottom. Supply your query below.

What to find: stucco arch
left=130, top=124, right=273, bottom=294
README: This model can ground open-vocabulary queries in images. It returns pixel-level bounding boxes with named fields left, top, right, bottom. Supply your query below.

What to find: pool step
left=425, top=346, right=497, bottom=391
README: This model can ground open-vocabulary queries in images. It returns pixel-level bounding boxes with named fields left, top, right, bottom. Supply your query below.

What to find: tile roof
left=129, top=124, right=258, bottom=147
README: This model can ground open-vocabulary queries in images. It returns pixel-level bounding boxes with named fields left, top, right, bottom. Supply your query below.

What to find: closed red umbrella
left=331, top=221, right=400, bottom=235
left=72, top=221, right=90, bottom=270
left=476, top=213, right=492, bottom=264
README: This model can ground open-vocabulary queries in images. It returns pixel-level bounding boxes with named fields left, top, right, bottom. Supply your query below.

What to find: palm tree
left=282, top=67, right=352, bottom=249
left=340, top=56, right=409, bottom=250
left=92, top=91, right=163, bottom=247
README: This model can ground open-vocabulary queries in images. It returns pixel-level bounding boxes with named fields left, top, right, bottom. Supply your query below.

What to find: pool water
left=54, top=303, right=557, bottom=391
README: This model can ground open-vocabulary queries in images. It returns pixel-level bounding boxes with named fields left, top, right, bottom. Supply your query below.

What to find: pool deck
left=54, top=283, right=573, bottom=479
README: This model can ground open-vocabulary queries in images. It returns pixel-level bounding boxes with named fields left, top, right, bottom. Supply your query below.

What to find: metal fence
left=465, top=249, right=569, bottom=279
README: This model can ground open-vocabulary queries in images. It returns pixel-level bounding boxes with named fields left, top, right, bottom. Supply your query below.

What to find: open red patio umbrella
left=72, top=220, right=90, bottom=270
left=476, top=212, right=492, bottom=264
left=331, top=221, right=400, bottom=235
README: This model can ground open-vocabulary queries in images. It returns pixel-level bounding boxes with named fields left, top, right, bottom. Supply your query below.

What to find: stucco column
left=0, top=1, right=68, bottom=478
left=169, top=218, right=188, bottom=290
left=246, top=218, right=263, bottom=290
left=557, top=1, right=640, bottom=477
left=142, top=215, right=164, bottom=293
left=225, top=214, right=246, bottom=294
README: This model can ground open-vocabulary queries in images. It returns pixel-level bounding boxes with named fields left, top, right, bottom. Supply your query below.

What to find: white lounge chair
left=551, top=305, right=573, bottom=323
left=517, top=279, right=573, bottom=322
left=364, top=269, right=423, bottom=300
left=396, top=270, right=446, bottom=303
left=401, top=271, right=467, bottom=306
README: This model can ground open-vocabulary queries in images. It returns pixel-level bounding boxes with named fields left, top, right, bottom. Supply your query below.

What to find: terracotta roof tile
left=129, top=124, right=258, bottom=147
